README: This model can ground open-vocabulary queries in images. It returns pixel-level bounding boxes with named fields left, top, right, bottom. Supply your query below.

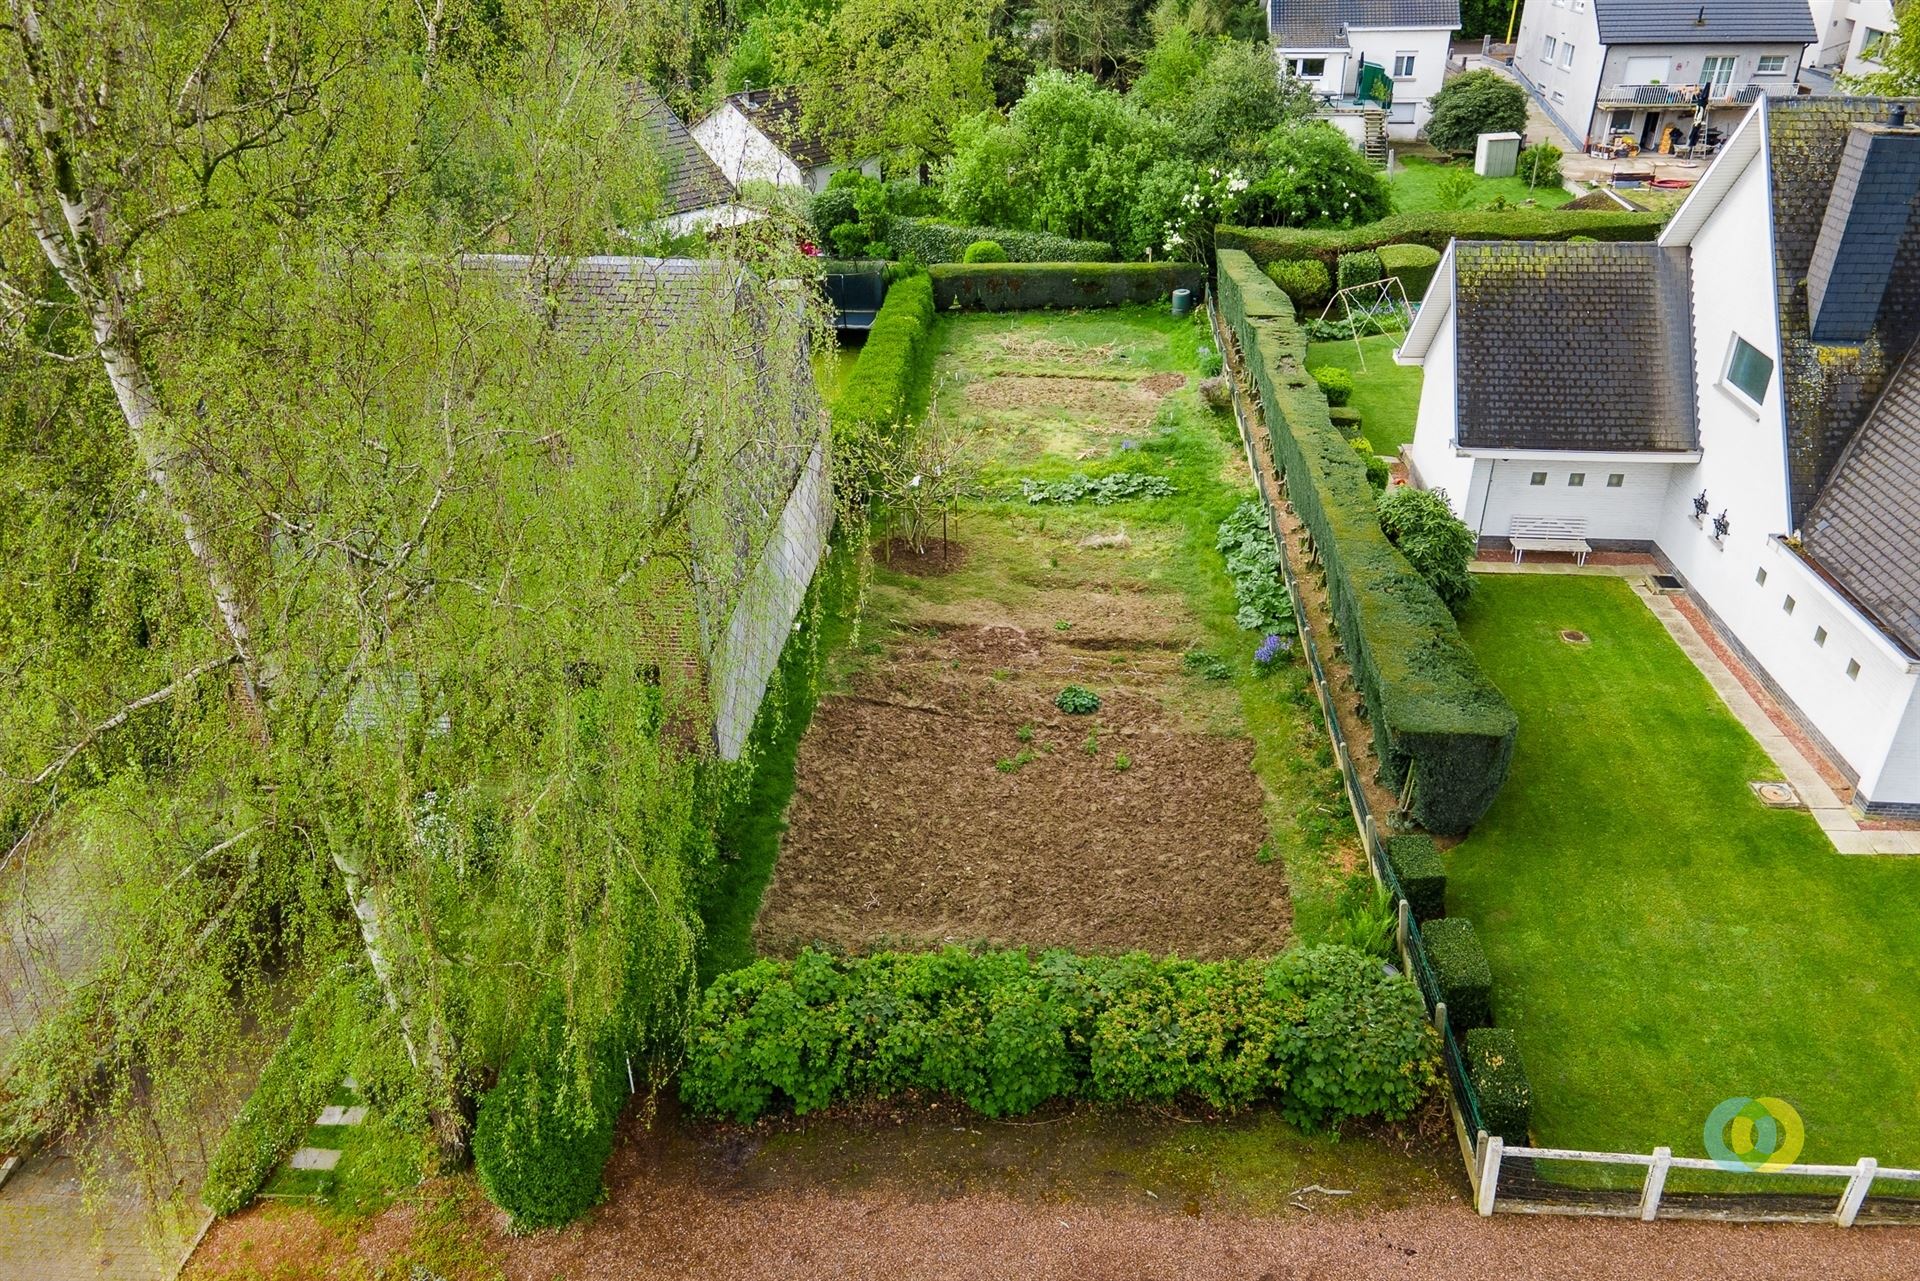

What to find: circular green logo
left=1704, top=1096, right=1804, bottom=1173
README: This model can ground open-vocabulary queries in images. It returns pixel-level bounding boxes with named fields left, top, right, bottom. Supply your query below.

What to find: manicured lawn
left=1303, top=334, right=1422, bottom=457
left=1389, top=155, right=1573, bottom=213
left=1449, top=575, right=1920, bottom=1181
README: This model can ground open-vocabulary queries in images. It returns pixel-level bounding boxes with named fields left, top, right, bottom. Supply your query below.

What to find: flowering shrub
left=1235, top=122, right=1392, bottom=230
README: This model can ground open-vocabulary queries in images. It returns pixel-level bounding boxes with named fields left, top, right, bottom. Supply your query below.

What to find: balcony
left=1597, top=83, right=1765, bottom=110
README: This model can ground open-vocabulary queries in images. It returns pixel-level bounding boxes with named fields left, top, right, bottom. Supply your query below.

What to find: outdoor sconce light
left=1713, top=510, right=1731, bottom=543
left=1692, top=490, right=1710, bottom=522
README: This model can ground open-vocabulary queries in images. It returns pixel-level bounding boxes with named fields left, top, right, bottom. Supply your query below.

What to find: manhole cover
left=1651, top=573, right=1684, bottom=593
left=1559, top=629, right=1590, bottom=645
left=1750, top=780, right=1802, bottom=808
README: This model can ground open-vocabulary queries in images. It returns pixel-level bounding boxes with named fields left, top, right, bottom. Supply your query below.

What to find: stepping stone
left=316, top=1105, right=367, bottom=1127
left=342, top=1076, right=359, bottom=1091
left=289, top=1148, right=342, bottom=1171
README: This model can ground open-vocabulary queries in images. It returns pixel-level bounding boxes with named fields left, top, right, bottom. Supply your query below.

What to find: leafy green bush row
left=1216, top=208, right=1664, bottom=270
left=928, top=262, right=1206, bottom=312
left=889, top=216, right=1114, bottom=265
left=1464, top=1027, right=1531, bottom=1143
left=1377, top=243, right=1442, bottom=302
left=1014, top=471, right=1176, bottom=504
left=1386, top=833, right=1445, bottom=922
left=1420, top=917, right=1492, bottom=1032
left=1216, top=498, right=1296, bottom=634
left=832, top=270, right=937, bottom=447
left=681, top=945, right=1437, bottom=1127
left=1216, top=250, right=1514, bottom=835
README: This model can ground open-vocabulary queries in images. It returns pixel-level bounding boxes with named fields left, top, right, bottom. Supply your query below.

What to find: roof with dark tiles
left=1450, top=240, right=1698, bottom=453
left=724, top=87, right=839, bottom=169
left=1268, top=0, right=1460, bottom=46
left=1591, top=0, right=1815, bottom=45
left=632, top=83, right=736, bottom=218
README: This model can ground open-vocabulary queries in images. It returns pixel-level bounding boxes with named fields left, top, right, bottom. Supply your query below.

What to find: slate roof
left=1268, top=0, right=1460, bottom=47
left=632, top=83, right=736, bottom=218
left=1591, top=0, right=1815, bottom=46
left=1450, top=240, right=1698, bottom=453
left=725, top=87, right=837, bottom=169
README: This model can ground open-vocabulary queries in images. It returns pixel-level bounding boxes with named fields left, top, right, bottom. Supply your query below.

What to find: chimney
left=1806, top=117, right=1920, bottom=344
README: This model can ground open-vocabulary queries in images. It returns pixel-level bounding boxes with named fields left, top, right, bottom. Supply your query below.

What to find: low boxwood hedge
left=682, top=944, right=1437, bottom=1129
left=832, top=269, right=936, bottom=447
left=1217, top=249, right=1514, bottom=834
left=1420, top=917, right=1492, bottom=1031
left=1329, top=405, right=1365, bottom=432
left=1216, top=208, right=1664, bottom=271
left=1377, top=243, right=1442, bottom=302
left=1336, top=250, right=1383, bottom=291
left=1386, top=833, right=1445, bottom=922
left=1310, top=365, right=1354, bottom=406
left=929, top=262, right=1206, bottom=312
left=1464, top=1027, right=1531, bottom=1143
left=889, top=216, right=1113, bottom=264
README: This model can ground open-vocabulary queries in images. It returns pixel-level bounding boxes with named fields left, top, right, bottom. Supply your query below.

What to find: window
left=1607, top=473, right=1625, bottom=488
left=1814, top=626, right=1828, bottom=647
left=1393, top=53, right=1417, bottom=78
left=1543, top=35, right=1558, bottom=62
left=1552, top=89, right=1566, bottom=104
left=1568, top=473, right=1586, bottom=487
left=1862, top=28, right=1893, bottom=62
left=1724, top=335, right=1775, bottom=406
left=1562, top=42, right=1576, bottom=69
left=1847, top=658, right=1862, bottom=680
left=1529, top=471, right=1548, bottom=486
left=1701, top=56, right=1736, bottom=92
left=1755, top=567, right=1768, bottom=586
left=1611, top=109, right=1634, bottom=130
left=1290, top=57, right=1327, bottom=77
left=1757, top=55, right=1787, bottom=74
left=1783, top=595, right=1797, bottom=615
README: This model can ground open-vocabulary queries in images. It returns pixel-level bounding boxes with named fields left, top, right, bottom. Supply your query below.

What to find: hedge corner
left=1464, top=1027, right=1531, bottom=1144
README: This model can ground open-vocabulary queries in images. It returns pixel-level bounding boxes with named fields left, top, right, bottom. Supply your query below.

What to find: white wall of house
left=1866, top=680, right=1920, bottom=808
left=1348, top=26, right=1455, bottom=138
left=1516, top=0, right=1607, bottom=144
left=1841, top=0, right=1900, bottom=77
left=1273, top=45, right=1351, bottom=99
left=692, top=104, right=804, bottom=188
left=1471, top=457, right=1679, bottom=541
left=1406, top=306, right=1476, bottom=499
left=661, top=202, right=760, bottom=237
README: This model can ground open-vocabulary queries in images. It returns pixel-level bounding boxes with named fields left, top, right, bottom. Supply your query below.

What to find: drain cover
left=1559, top=629, right=1590, bottom=645
left=1651, top=574, right=1684, bottom=593
left=1750, top=780, right=1801, bottom=808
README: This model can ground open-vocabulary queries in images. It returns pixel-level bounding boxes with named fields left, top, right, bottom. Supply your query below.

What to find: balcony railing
left=1597, top=83, right=1765, bottom=109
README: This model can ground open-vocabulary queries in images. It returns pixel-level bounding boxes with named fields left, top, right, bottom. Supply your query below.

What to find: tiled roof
left=632, top=83, right=736, bottom=218
left=725, top=87, right=837, bottom=169
left=1268, top=0, right=1460, bottom=47
left=1802, top=353, right=1920, bottom=657
left=1450, top=240, right=1698, bottom=453
left=1591, top=0, right=1815, bottom=45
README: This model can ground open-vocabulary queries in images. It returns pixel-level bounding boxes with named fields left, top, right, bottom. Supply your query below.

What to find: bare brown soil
left=756, top=618, right=1285, bottom=959
left=873, top=537, right=969, bottom=576
left=962, top=374, right=1173, bottom=428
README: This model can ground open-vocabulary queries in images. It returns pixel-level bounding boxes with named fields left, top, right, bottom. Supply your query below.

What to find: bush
left=681, top=945, right=1437, bottom=1127
left=1216, top=498, right=1295, bottom=633
left=1264, top=258, right=1330, bottom=310
left=473, top=994, right=627, bottom=1230
left=928, top=262, right=1205, bottom=311
left=1377, top=243, right=1442, bottom=301
left=1336, top=250, right=1383, bottom=291
left=1386, top=833, right=1445, bottom=922
left=1464, top=1027, right=1531, bottom=1142
left=962, top=239, right=1009, bottom=263
left=1423, top=70, right=1527, bottom=154
left=1350, top=437, right=1389, bottom=491
left=1217, top=249, right=1514, bottom=834
left=833, top=270, right=936, bottom=447
left=1311, top=365, right=1354, bottom=406
left=1329, top=405, right=1365, bottom=432
left=1377, top=485, right=1478, bottom=611
left=1420, top=917, right=1492, bottom=1031
left=1517, top=142, right=1563, bottom=189
left=888, top=216, right=1114, bottom=265
left=1216, top=208, right=1664, bottom=270
left=1236, top=120, right=1394, bottom=231
left=808, top=187, right=858, bottom=247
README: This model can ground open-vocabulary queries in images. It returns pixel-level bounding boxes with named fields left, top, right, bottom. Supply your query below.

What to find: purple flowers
left=1255, top=633, right=1292, bottom=669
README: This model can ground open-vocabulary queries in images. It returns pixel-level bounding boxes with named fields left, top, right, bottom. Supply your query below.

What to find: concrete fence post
left=1396, top=898, right=1410, bottom=961
left=1477, top=1136, right=1503, bottom=1216
left=1639, top=1146, right=1672, bottom=1222
left=1837, top=1157, right=1878, bottom=1227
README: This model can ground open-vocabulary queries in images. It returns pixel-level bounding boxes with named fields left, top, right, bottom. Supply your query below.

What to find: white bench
left=1509, top=515, right=1592, bottom=565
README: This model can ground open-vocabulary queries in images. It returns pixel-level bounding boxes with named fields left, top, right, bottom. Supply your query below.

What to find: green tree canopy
left=1422, top=68, right=1529, bottom=153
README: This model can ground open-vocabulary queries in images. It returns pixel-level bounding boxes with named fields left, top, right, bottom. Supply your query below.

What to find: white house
left=1514, top=0, right=1816, bottom=152
left=632, top=84, right=757, bottom=237
left=1399, top=95, right=1920, bottom=815
left=691, top=87, right=880, bottom=194
left=1805, top=0, right=1900, bottom=80
left=1268, top=0, right=1460, bottom=143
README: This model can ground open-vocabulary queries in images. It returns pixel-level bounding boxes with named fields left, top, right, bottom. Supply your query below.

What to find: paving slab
left=289, top=1148, right=342, bottom=1172
left=315, top=1105, right=367, bottom=1127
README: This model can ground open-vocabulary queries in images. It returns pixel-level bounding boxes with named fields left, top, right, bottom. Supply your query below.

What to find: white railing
left=1474, top=1133, right=1920, bottom=1226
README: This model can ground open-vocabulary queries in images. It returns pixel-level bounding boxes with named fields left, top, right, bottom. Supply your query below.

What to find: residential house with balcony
left=1398, top=96, right=1920, bottom=814
left=1514, top=0, right=1816, bottom=152
left=1806, top=1, right=1900, bottom=82
left=1268, top=0, right=1462, bottom=144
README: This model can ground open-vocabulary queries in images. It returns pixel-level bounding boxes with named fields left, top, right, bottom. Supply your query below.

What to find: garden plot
left=755, top=307, right=1342, bottom=960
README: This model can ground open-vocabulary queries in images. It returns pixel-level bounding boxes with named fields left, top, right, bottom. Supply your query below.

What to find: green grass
left=1303, top=334, right=1423, bottom=457
left=1389, top=155, right=1573, bottom=214
left=1450, top=575, right=1920, bottom=1182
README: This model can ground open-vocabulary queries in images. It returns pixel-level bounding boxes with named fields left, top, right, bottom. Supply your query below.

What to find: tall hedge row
left=1217, top=250, right=1514, bottom=833
left=888, top=216, right=1115, bottom=265
left=1216, top=208, right=1664, bottom=270
left=928, top=262, right=1206, bottom=312
left=831, top=270, right=937, bottom=438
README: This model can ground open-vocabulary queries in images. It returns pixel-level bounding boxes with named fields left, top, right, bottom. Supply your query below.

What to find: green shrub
left=1329, top=405, right=1364, bottom=432
left=1420, top=917, right=1492, bottom=1031
left=1464, top=1027, right=1531, bottom=1142
left=928, top=262, right=1204, bottom=311
left=1216, top=498, right=1295, bottom=634
left=1336, top=250, right=1382, bottom=291
left=472, top=992, right=628, bottom=1230
left=1055, top=684, right=1101, bottom=714
left=888, top=216, right=1113, bottom=264
left=1423, top=70, right=1527, bottom=154
left=809, top=187, right=858, bottom=246
left=1377, top=243, right=1442, bottom=301
left=681, top=945, right=1436, bottom=1127
left=832, top=270, right=937, bottom=466
left=1216, top=249, right=1515, bottom=834
left=1216, top=209, right=1664, bottom=272
left=1377, top=485, right=1477, bottom=611
left=1015, top=471, right=1175, bottom=504
left=1310, top=365, right=1354, bottom=406
left=1350, top=437, right=1389, bottom=491
left=1517, top=142, right=1563, bottom=189
left=1386, top=833, right=1445, bottom=922
left=1264, top=258, right=1330, bottom=310
left=962, top=239, right=1009, bottom=263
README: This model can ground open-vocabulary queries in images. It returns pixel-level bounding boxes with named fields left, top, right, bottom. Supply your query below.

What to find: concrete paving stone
left=289, top=1148, right=342, bottom=1171
left=1811, top=807, right=1861, bottom=833
left=316, top=1105, right=368, bottom=1127
left=1830, top=830, right=1880, bottom=854
left=1869, top=831, right=1920, bottom=855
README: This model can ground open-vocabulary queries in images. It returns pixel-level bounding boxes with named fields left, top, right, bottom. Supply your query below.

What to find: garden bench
left=1509, top=515, right=1592, bottom=565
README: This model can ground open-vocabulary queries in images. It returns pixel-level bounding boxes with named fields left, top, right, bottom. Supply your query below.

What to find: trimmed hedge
left=888, top=216, right=1113, bottom=265
left=1216, top=209, right=1665, bottom=271
left=682, top=945, right=1437, bottom=1128
left=962, top=239, right=1009, bottom=263
left=929, top=262, right=1206, bottom=312
left=1420, top=917, right=1492, bottom=1031
left=1336, top=251, right=1383, bottom=291
left=1464, top=1027, right=1531, bottom=1143
left=1216, top=250, right=1515, bottom=834
left=1378, top=243, right=1442, bottom=303
left=1310, top=365, right=1354, bottom=407
left=832, top=270, right=937, bottom=440
left=1386, top=833, right=1446, bottom=922
left=1329, top=405, right=1364, bottom=432
left=1265, top=258, right=1332, bottom=310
